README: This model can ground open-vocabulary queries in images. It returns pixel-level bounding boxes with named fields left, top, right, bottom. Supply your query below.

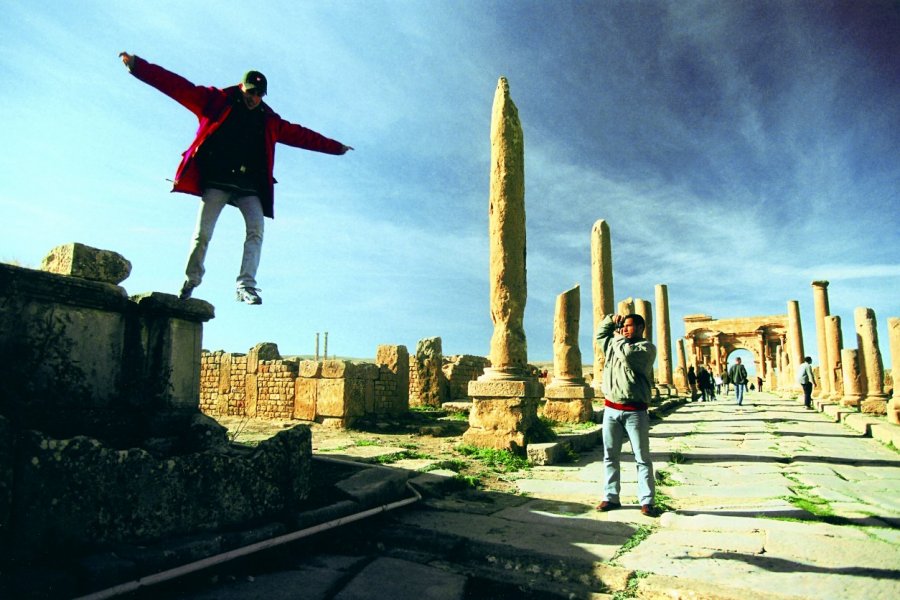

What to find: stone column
left=887, top=317, right=900, bottom=425
left=655, top=284, right=673, bottom=387
left=674, top=338, right=688, bottom=393
left=618, top=297, right=634, bottom=316
left=757, top=333, right=767, bottom=386
left=635, top=298, right=652, bottom=342
left=840, top=348, right=864, bottom=408
left=543, top=285, right=593, bottom=423
left=824, top=315, right=844, bottom=400
left=590, top=219, right=614, bottom=394
left=811, top=281, right=831, bottom=398
left=787, top=300, right=804, bottom=394
left=465, top=77, right=542, bottom=451
left=855, top=307, right=888, bottom=414
left=712, top=336, right=721, bottom=373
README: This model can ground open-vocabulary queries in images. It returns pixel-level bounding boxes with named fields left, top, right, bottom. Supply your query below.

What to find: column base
left=542, top=383, right=594, bottom=423
left=464, top=379, right=543, bottom=452
left=861, top=395, right=888, bottom=415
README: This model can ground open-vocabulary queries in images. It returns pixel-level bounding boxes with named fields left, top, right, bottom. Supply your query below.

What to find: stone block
left=294, top=378, right=317, bottom=421
left=526, top=442, right=565, bottom=466
left=40, top=242, right=131, bottom=284
left=317, top=379, right=349, bottom=418
left=299, top=360, right=321, bottom=378
left=861, top=398, right=888, bottom=415
left=843, top=413, right=878, bottom=436
left=871, top=422, right=900, bottom=449
left=469, top=379, right=544, bottom=398
left=245, top=373, right=258, bottom=417
left=322, top=360, right=356, bottom=379
left=541, top=398, right=593, bottom=423
left=544, top=384, right=594, bottom=400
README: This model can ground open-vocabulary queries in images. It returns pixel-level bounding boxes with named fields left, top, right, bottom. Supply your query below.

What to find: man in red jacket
left=119, top=52, right=352, bottom=305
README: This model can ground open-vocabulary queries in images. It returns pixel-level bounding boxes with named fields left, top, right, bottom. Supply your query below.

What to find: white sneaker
left=236, top=287, right=262, bottom=305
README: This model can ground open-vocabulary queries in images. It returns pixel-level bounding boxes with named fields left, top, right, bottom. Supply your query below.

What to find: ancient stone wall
left=200, top=344, right=410, bottom=426
left=443, top=354, right=491, bottom=400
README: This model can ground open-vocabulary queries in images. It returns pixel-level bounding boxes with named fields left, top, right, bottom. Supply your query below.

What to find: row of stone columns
left=807, top=281, right=895, bottom=418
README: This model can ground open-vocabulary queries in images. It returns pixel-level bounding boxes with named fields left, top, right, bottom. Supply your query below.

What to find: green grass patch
left=456, top=444, right=531, bottom=472
left=653, top=489, right=676, bottom=513
left=611, top=527, right=655, bottom=563
left=441, top=411, right=469, bottom=422
left=655, top=469, right=679, bottom=486
left=524, top=417, right=558, bottom=444
left=373, top=450, right=434, bottom=465
left=353, top=439, right=380, bottom=447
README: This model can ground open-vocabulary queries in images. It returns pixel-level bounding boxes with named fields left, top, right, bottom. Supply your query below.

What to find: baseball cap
left=242, top=70, right=267, bottom=95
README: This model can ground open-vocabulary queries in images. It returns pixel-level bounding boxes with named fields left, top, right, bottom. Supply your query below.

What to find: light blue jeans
left=734, top=383, right=746, bottom=405
left=185, top=188, right=265, bottom=290
left=602, top=406, right=655, bottom=506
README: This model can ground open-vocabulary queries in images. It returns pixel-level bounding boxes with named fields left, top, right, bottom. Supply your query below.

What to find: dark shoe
left=236, top=287, right=262, bottom=305
left=178, top=281, right=196, bottom=300
left=596, top=500, right=621, bottom=512
left=640, top=504, right=657, bottom=517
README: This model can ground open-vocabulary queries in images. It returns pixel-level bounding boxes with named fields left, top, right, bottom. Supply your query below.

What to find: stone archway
left=683, top=314, right=788, bottom=391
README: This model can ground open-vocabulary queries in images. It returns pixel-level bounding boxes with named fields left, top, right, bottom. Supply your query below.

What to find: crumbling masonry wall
left=201, top=344, right=411, bottom=426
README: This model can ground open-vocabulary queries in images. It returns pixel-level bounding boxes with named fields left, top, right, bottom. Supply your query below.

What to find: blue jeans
left=734, top=383, right=746, bottom=405
left=185, top=188, right=265, bottom=289
left=602, top=406, right=655, bottom=506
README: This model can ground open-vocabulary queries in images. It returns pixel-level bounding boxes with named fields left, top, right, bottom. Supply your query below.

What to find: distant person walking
left=595, top=314, right=658, bottom=517
left=697, top=366, right=712, bottom=402
left=797, top=356, right=816, bottom=409
left=687, top=366, right=698, bottom=401
left=728, top=357, right=749, bottom=407
left=119, top=52, right=353, bottom=305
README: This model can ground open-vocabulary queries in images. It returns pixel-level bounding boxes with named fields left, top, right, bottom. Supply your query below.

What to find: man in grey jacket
left=595, top=313, right=658, bottom=517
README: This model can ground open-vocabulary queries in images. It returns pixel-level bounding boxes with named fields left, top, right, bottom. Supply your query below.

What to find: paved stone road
left=159, top=392, right=900, bottom=600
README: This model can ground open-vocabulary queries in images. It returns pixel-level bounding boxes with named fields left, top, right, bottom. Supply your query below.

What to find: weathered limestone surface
left=824, top=315, right=844, bottom=400
left=811, top=281, right=831, bottom=397
left=618, top=298, right=635, bottom=316
left=888, top=317, right=900, bottom=425
left=0, top=253, right=313, bottom=574
left=410, top=337, right=447, bottom=407
left=484, top=76, right=528, bottom=379
left=376, top=344, right=409, bottom=414
left=590, top=220, right=614, bottom=393
left=442, top=355, right=489, bottom=400
left=840, top=348, right=863, bottom=407
left=855, top=307, right=888, bottom=414
left=465, top=77, right=541, bottom=450
left=635, top=298, right=652, bottom=342
left=787, top=300, right=804, bottom=391
left=544, top=285, right=593, bottom=423
left=674, top=338, right=689, bottom=393
left=40, top=242, right=132, bottom=285
left=655, top=284, right=673, bottom=387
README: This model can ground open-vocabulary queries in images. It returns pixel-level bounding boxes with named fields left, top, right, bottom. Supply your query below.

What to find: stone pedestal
left=465, top=379, right=544, bottom=451
left=840, top=348, right=864, bottom=408
left=542, top=385, right=594, bottom=423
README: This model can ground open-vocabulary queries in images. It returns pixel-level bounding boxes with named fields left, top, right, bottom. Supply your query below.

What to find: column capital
left=811, top=280, right=830, bottom=288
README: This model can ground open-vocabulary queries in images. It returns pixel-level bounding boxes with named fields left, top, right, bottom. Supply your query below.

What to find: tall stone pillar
left=824, top=315, right=844, bottom=400
left=757, top=333, right=767, bottom=386
left=674, top=338, right=688, bottom=393
left=590, top=220, right=614, bottom=394
left=655, top=284, right=673, bottom=387
left=543, top=285, right=593, bottom=423
left=712, top=337, right=721, bottom=373
left=840, top=348, right=864, bottom=408
left=465, top=77, right=542, bottom=451
left=887, top=317, right=900, bottom=425
left=855, top=307, right=888, bottom=414
left=618, top=297, right=634, bottom=316
left=811, top=281, right=831, bottom=398
left=787, top=300, right=804, bottom=394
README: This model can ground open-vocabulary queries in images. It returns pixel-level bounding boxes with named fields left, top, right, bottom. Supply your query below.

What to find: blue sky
left=2, top=1, right=898, bottom=371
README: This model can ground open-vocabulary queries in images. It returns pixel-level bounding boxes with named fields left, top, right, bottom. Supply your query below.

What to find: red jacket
left=129, top=56, right=346, bottom=218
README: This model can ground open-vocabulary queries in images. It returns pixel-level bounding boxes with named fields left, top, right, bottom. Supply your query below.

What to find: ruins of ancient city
left=1, top=77, right=898, bottom=600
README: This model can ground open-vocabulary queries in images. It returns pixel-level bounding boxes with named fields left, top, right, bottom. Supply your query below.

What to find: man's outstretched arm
left=118, top=51, right=214, bottom=117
